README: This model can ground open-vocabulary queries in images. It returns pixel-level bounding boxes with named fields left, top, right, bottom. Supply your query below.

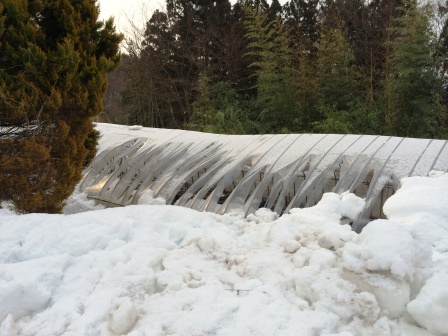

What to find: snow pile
left=0, top=173, right=447, bottom=335
left=383, top=172, right=448, bottom=261
left=383, top=172, right=448, bottom=335
left=128, top=125, right=143, bottom=131
left=407, top=269, right=448, bottom=335
left=342, top=220, right=432, bottom=319
left=137, top=189, right=166, bottom=206
left=63, top=186, right=104, bottom=215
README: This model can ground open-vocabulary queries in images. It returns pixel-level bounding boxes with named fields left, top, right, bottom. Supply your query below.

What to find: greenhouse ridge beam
left=80, top=124, right=448, bottom=231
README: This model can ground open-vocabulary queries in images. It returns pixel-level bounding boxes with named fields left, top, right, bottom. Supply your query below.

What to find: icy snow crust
left=79, top=124, right=448, bottom=231
left=1, top=173, right=448, bottom=335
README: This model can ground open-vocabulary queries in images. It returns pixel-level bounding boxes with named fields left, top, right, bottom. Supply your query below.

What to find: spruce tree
left=388, top=1, right=443, bottom=137
left=313, top=26, right=379, bottom=134
left=189, top=72, right=215, bottom=132
left=188, top=72, right=252, bottom=134
left=0, top=3, right=4, bottom=52
left=244, top=6, right=300, bottom=133
left=0, top=0, right=122, bottom=213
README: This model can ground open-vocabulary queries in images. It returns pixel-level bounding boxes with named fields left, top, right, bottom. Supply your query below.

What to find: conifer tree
left=124, top=0, right=243, bottom=129
left=0, top=3, right=4, bottom=48
left=188, top=72, right=252, bottom=134
left=244, top=6, right=300, bottom=133
left=283, top=0, right=320, bottom=131
left=189, top=72, right=215, bottom=132
left=118, top=0, right=448, bottom=138
left=388, top=1, right=443, bottom=137
left=317, top=28, right=358, bottom=111
left=0, top=0, right=122, bottom=213
left=314, top=22, right=381, bottom=135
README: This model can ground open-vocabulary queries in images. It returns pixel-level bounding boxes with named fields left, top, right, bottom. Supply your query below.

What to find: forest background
left=104, top=0, right=448, bottom=138
left=2, top=0, right=448, bottom=214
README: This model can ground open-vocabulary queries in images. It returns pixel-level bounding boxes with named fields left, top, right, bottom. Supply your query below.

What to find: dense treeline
left=106, top=0, right=448, bottom=138
left=0, top=0, right=122, bottom=213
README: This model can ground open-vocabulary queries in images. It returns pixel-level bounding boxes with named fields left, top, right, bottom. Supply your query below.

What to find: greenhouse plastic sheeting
left=80, top=123, right=448, bottom=231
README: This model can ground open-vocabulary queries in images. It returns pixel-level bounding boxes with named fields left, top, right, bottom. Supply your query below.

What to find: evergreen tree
left=387, top=1, right=444, bottom=137
left=317, top=27, right=359, bottom=112
left=188, top=72, right=254, bottom=134
left=290, top=37, right=320, bottom=131
left=283, top=0, right=320, bottom=131
left=0, top=4, right=4, bottom=60
left=123, top=0, right=245, bottom=128
left=117, top=0, right=448, bottom=139
left=188, top=72, right=215, bottom=131
left=0, top=0, right=122, bottom=213
left=313, top=26, right=379, bottom=134
left=244, top=6, right=300, bottom=133
left=436, top=0, right=448, bottom=91
left=284, top=0, right=320, bottom=47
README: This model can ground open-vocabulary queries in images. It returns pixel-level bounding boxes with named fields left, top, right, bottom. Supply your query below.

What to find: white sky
left=98, top=0, right=165, bottom=36
left=98, top=0, right=288, bottom=37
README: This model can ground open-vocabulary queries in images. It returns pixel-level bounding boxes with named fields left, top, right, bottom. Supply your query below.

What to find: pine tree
left=284, top=0, right=319, bottom=47
left=388, top=1, right=443, bottom=137
left=0, top=0, right=122, bottom=213
left=188, top=72, right=253, bottom=134
left=317, top=27, right=359, bottom=112
left=123, top=0, right=244, bottom=129
left=189, top=72, right=215, bottom=132
left=244, top=6, right=300, bottom=133
left=0, top=3, right=4, bottom=50
left=313, top=26, right=379, bottom=134
left=283, top=0, right=321, bottom=131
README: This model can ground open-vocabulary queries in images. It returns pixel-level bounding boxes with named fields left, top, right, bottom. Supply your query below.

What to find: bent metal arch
left=80, top=123, right=448, bottom=231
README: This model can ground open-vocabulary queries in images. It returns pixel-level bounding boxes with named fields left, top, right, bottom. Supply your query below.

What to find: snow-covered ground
left=1, top=172, right=447, bottom=335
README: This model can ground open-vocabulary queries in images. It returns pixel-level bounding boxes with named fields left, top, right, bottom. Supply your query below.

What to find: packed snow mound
left=383, top=171, right=448, bottom=335
left=63, top=186, right=104, bottom=214
left=407, top=268, right=448, bottom=335
left=384, top=171, right=448, bottom=261
left=345, top=219, right=432, bottom=280
left=137, top=189, right=166, bottom=205
left=0, top=173, right=448, bottom=335
left=342, top=219, right=433, bottom=319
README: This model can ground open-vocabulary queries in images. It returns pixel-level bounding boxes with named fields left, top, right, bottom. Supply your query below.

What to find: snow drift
left=0, top=172, right=447, bottom=335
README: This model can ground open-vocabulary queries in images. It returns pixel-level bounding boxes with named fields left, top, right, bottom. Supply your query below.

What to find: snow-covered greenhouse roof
left=81, top=123, right=448, bottom=231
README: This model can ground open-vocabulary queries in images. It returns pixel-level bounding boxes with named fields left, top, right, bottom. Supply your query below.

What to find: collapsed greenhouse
left=80, top=123, right=448, bottom=231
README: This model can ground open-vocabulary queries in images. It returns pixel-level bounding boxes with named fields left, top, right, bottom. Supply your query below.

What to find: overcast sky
left=98, top=0, right=288, bottom=37
left=98, top=0, right=165, bottom=35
